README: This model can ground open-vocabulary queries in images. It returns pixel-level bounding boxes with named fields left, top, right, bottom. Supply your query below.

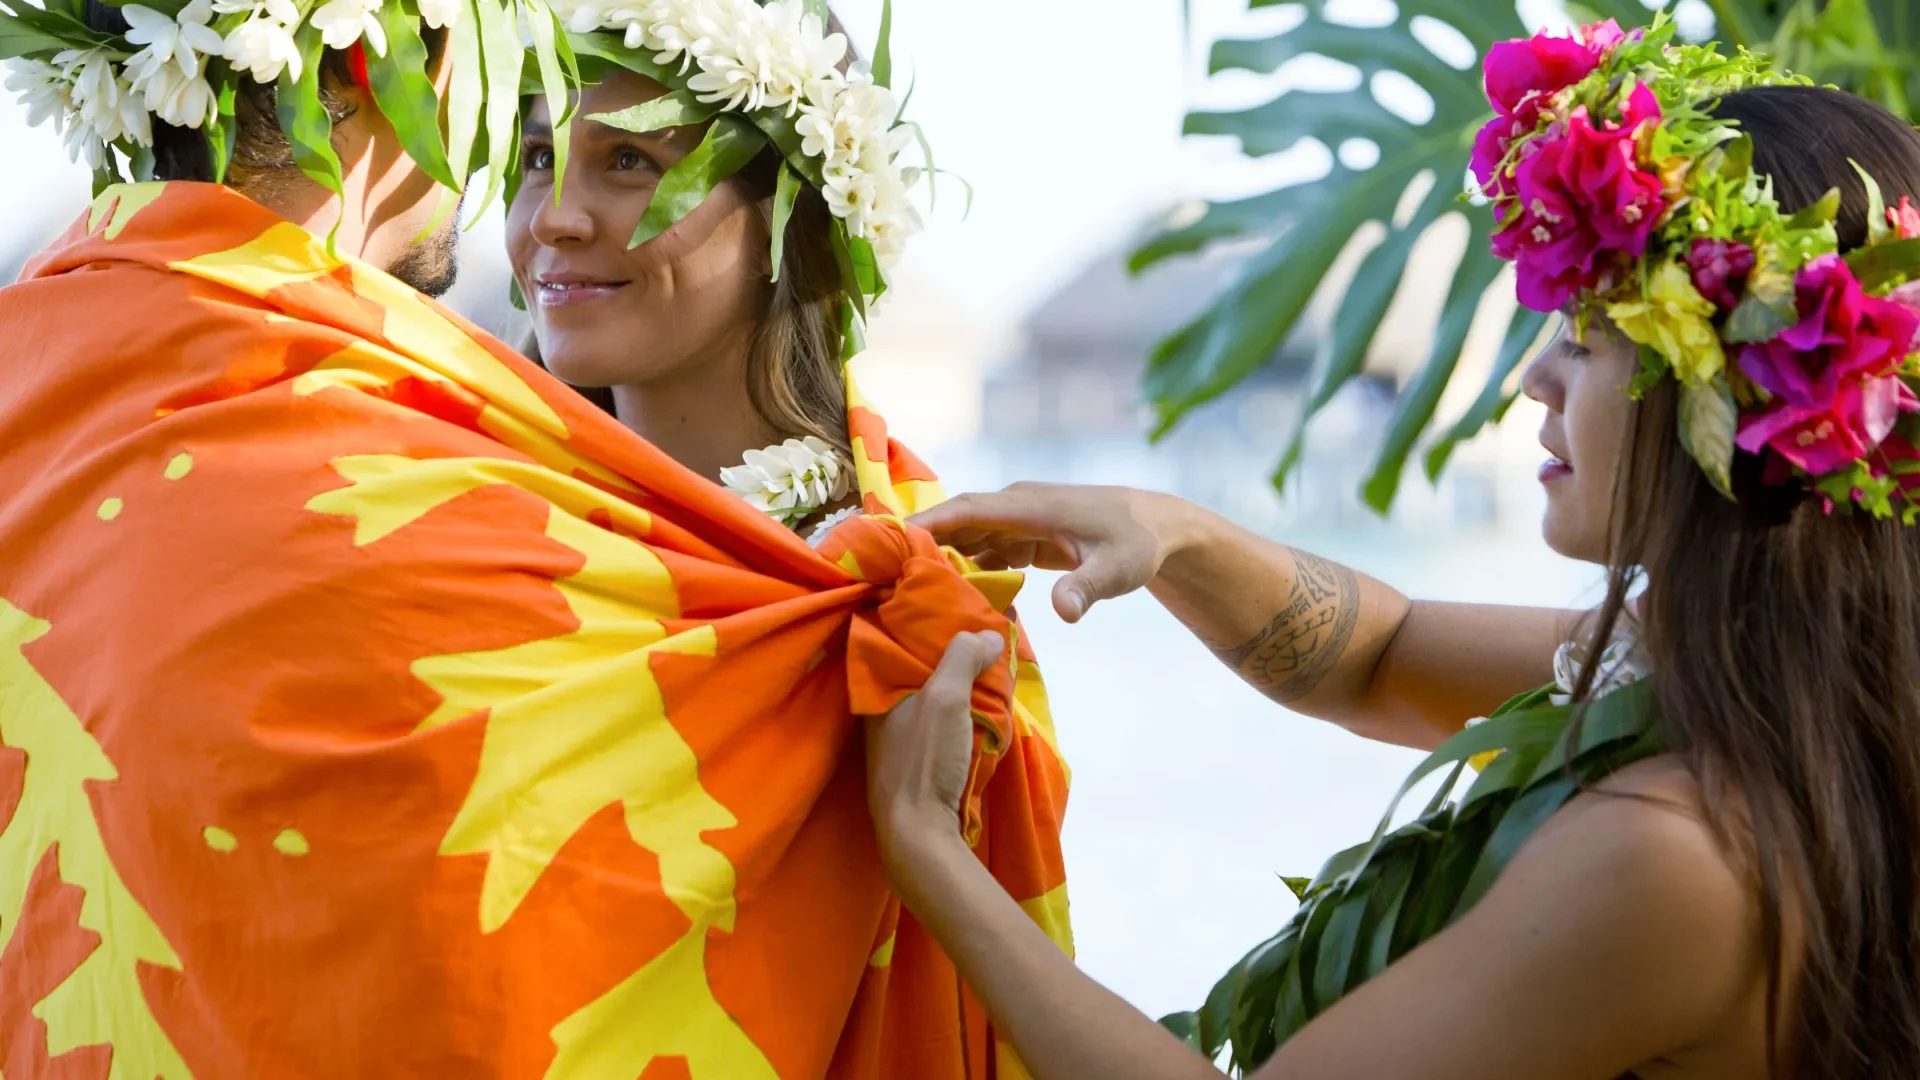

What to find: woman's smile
left=533, top=272, right=633, bottom=308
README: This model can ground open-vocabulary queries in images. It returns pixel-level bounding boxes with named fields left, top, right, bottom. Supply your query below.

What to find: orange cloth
left=0, top=182, right=1071, bottom=1080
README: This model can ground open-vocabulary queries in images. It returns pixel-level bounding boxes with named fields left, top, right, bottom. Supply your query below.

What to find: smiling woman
left=509, top=66, right=855, bottom=496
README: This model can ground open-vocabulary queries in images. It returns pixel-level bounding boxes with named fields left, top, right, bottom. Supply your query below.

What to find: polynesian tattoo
left=1214, top=549, right=1361, bottom=702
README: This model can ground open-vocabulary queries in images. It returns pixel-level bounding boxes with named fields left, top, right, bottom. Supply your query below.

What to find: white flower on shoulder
left=123, top=0, right=226, bottom=85
left=5, top=57, right=74, bottom=132
left=224, top=15, right=302, bottom=83
left=311, top=0, right=389, bottom=55
left=719, top=436, right=852, bottom=525
left=418, top=0, right=461, bottom=30
left=1549, top=629, right=1648, bottom=707
left=806, top=506, right=862, bottom=548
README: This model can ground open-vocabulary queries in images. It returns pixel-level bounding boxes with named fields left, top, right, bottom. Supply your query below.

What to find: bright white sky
left=3, top=0, right=1710, bottom=323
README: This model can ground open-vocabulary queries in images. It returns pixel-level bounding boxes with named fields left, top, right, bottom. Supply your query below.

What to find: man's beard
left=389, top=195, right=463, bottom=298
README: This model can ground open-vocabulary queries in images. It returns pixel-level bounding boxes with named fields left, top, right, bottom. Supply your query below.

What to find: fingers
left=908, top=486, right=1050, bottom=544
left=1051, top=545, right=1150, bottom=623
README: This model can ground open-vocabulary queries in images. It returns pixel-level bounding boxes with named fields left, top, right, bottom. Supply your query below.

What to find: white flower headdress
left=2, top=0, right=570, bottom=233
left=554, top=0, right=948, bottom=347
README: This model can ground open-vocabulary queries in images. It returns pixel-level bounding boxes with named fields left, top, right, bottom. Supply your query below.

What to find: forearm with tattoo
left=1213, top=548, right=1362, bottom=702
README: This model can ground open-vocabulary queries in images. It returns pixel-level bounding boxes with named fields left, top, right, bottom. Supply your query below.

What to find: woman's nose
left=1521, top=349, right=1564, bottom=412
left=528, top=177, right=597, bottom=248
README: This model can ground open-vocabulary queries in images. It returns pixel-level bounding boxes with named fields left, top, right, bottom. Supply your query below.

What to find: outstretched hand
left=908, top=483, right=1191, bottom=623
left=864, top=630, right=1005, bottom=865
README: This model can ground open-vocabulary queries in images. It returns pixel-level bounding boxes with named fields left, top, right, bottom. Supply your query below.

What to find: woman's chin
left=1540, top=507, right=1608, bottom=566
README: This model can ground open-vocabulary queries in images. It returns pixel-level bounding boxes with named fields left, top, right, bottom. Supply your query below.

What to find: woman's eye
left=524, top=146, right=555, bottom=172
left=613, top=148, right=653, bottom=172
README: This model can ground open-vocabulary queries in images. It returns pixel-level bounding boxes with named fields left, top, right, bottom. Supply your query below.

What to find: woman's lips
left=1538, top=456, right=1573, bottom=484
left=534, top=279, right=631, bottom=307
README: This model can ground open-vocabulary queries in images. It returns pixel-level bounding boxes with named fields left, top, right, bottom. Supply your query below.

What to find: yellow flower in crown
left=1607, top=259, right=1727, bottom=385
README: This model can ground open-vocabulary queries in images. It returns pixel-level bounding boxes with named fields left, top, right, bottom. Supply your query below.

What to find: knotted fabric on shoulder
left=0, top=182, right=1071, bottom=1080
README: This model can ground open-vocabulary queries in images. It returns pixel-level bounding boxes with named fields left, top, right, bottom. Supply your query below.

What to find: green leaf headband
left=1, top=0, right=570, bottom=233
left=551, top=0, right=947, bottom=357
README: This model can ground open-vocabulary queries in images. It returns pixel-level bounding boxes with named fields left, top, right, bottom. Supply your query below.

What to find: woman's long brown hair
left=1576, top=85, right=1920, bottom=1076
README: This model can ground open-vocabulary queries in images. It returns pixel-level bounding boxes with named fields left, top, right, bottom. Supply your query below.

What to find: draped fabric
left=0, top=182, right=1071, bottom=1080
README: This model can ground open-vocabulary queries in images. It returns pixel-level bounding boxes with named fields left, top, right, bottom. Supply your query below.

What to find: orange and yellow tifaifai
left=0, top=181, right=1071, bottom=1080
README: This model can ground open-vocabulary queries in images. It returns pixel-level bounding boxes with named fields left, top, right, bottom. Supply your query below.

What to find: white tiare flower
left=311, top=0, right=389, bottom=55
left=731, top=0, right=844, bottom=116
left=1548, top=628, right=1648, bottom=707
left=223, top=16, right=302, bottom=83
left=796, top=75, right=897, bottom=174
left=719, top=436, right=852, bottom=525
left=4, top=57, right=74, bottom=132
left=137, top=62, right=218, bottom=128
left=823, top=167, right=879, bottom=238
left=62, top=48, right=153, bottom=147
left=806, top=506, right=862, bottom=548
left=418, top=0, right=462, bottom=31
left=685, top=20, right=773, bottom=111
left=123, top=0, right=226, bottom=86
left=641, top=0, right=737, bottom=71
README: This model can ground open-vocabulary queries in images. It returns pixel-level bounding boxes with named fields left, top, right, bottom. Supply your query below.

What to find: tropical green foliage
left=1141, top=0, right=1920, bottom=513
left=1160, top=679, right=1664, bottom=1072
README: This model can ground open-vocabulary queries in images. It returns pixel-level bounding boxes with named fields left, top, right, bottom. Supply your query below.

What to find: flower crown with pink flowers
left=1475, top=15, right=1920, bottom=520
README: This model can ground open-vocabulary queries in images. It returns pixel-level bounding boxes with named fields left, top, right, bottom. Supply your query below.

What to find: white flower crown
left=3, top=0, right=561, bottom=234
left=554, top=0, right=926, bottom=271
left=4, top=0, right=453, bottom=169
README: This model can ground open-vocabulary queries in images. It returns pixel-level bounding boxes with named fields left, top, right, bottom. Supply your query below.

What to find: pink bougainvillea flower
left=1891, top=195, right=1920, bottom=241
left=1492, top=83, right=1665, bottom=312
left=1471, top=19, right=1627, bottom=194
left=1685, top=238, right=1757, bottom=310
left=1737, top=254, right=1920, bottom=474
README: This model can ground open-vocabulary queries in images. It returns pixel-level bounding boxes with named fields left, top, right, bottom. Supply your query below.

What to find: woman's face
left=1521, top=313, right=1641, bottom=564
left=508, top=71, right=771, bottom=389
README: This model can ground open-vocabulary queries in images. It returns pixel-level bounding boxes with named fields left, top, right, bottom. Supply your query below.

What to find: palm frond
left=1142, top=0, right=1917, bottom=514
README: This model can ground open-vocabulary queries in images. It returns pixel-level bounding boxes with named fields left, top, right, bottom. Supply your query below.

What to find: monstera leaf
left=1141, top=0, right=1917, bottom=514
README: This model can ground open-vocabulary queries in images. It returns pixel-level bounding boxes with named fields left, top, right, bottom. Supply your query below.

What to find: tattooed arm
left=913, top=484, right=1576, bottom=749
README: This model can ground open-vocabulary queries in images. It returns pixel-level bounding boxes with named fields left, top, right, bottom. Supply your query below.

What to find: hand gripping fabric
left=0, top=180, right=1071, bottom=1080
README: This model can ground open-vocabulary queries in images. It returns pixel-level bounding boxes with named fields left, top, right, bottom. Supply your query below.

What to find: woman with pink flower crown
left=853, top=16, right=1920, bottom=1080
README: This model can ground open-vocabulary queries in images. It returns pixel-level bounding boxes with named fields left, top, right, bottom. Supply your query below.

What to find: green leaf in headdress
left=279, top=21, right=345, bottom=247
left=524, top=2, right=573, bottom=201
left=628, top=112, right=766, bottom=248
left=592, top=89, right=722, bottom=134
left=1678, top=379, right=1740, bottom=499
left=206, top=78, right=237, bottom=185
left=1847, top=236, right=1920, bottom=291
left=871, top=0, right=893, bottom=89
left=369, top=0, right=459, bottom=192
left=769, top=160, right=802, bottom=283
left=471, top=0, right=526, bottom=217
left=0, top=10, right=79, bottom=57
left=1786, top=185, right=1843, bottom=231
left=1724, top=250, right=1800, bottom=343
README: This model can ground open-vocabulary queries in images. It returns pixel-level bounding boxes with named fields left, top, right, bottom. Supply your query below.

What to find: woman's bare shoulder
left=1528, top=754, right=1751, bottom=920
left=1500, top=754, right=1766, bottom=1031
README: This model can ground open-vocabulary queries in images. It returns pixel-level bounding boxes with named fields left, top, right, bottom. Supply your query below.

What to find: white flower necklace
left=719, top=436, right=854, bottom=530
